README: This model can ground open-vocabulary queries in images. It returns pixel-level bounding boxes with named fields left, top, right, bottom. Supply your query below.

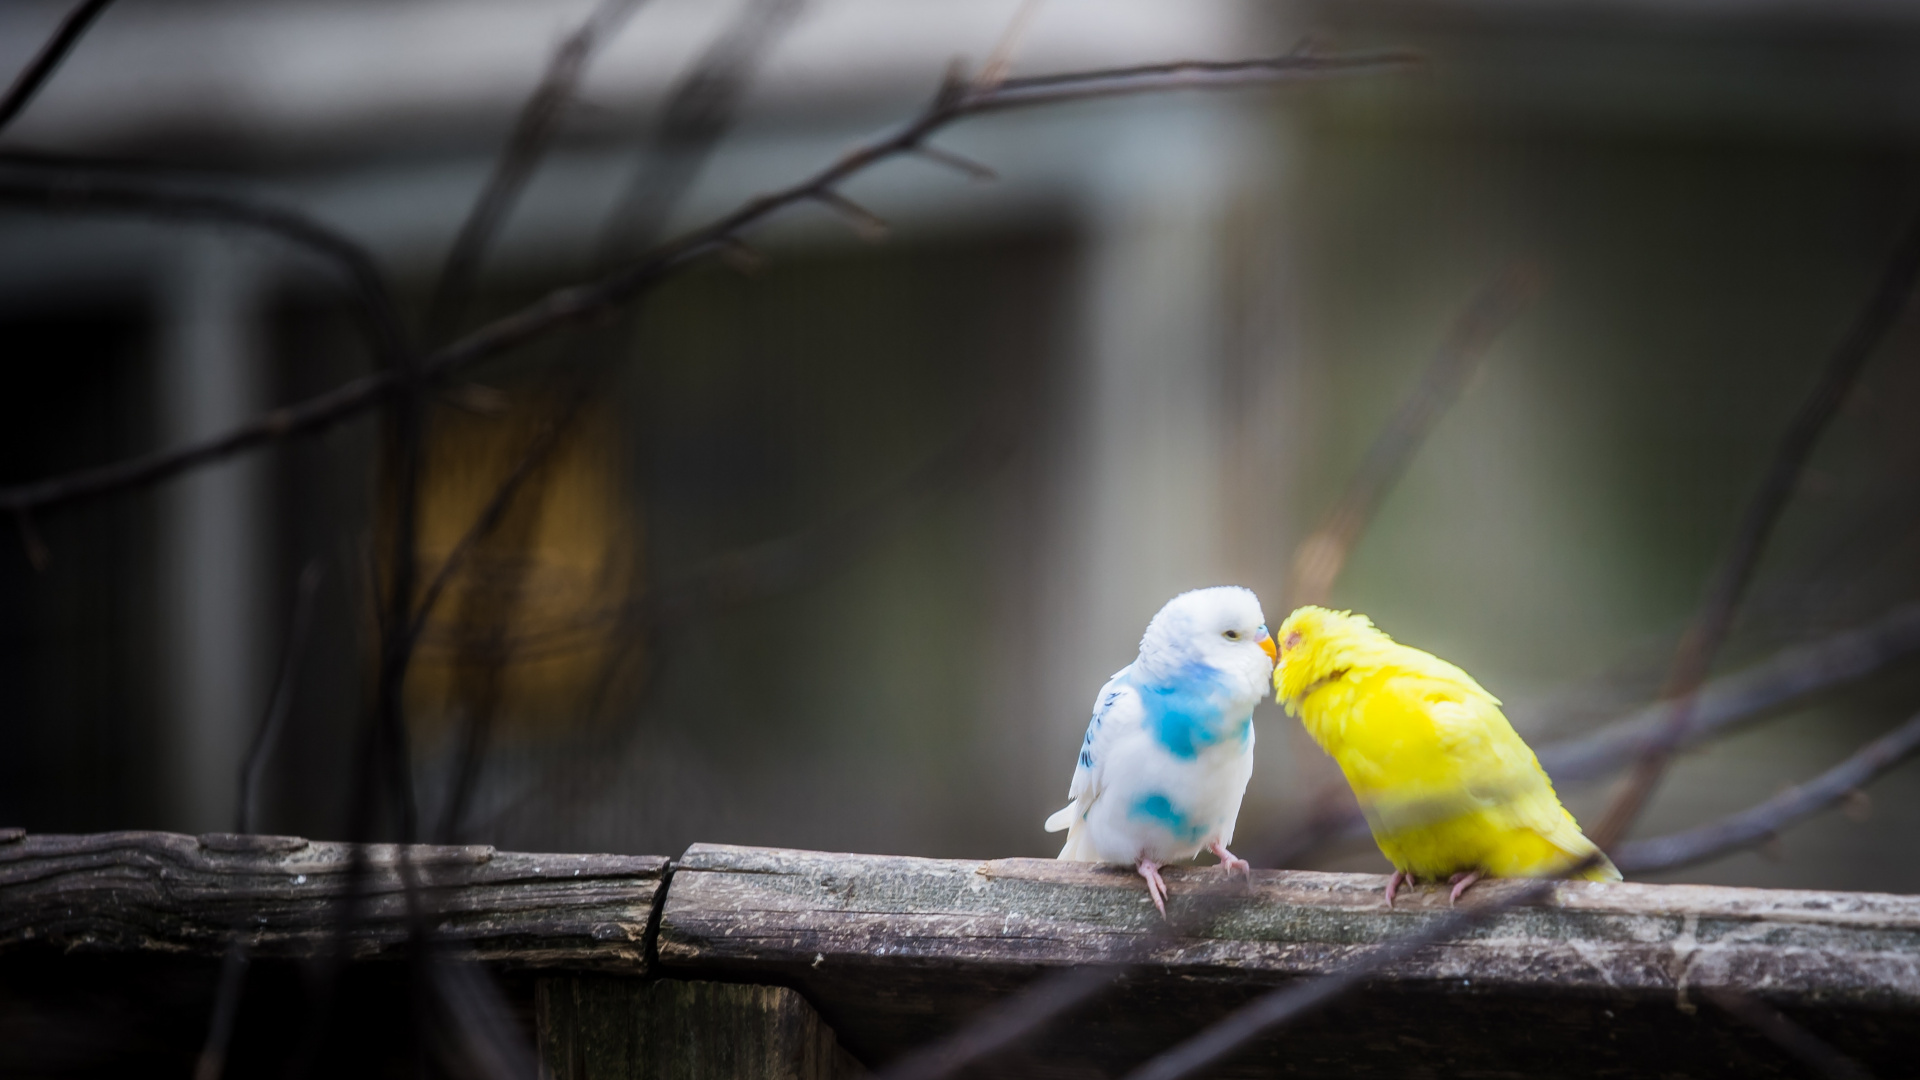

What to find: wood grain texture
left=659, top=844, right=1920, bottom=1002
left=0, top=830, right=666, bottom=970
left=537, top=977, right=863, bottom=1080
left=658, top=844, right=1920, bottom=1078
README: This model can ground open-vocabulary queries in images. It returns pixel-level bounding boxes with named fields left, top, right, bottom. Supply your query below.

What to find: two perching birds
left=1045, top=588, right=1618, bottom=915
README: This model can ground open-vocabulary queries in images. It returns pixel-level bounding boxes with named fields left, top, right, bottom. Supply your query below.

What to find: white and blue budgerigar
left=1044, top=586, right=1276, bottom=916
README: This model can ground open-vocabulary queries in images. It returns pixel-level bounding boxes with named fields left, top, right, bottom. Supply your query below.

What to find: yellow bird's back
left=1274, top=607, right=1619, bottom=885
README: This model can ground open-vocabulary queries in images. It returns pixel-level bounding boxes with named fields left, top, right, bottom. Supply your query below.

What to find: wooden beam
left=7, top=832, right=1920, bottom=1076
left=0, top=830, right=666, bottom=969
left=536, top=977, right=863, bottom=1080
left=658, top=843, right=1920, bottom=1076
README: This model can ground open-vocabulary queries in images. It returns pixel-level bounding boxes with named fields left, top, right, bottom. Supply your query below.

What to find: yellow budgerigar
left=1273, top=606, right=1620, bottom=905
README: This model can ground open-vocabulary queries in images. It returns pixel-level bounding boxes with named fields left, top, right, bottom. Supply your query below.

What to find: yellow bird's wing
left=1424, top=687, right=1615, bottom=878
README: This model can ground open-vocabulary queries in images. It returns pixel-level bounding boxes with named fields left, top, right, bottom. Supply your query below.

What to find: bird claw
left=1448, top=870, right=1484, bottom=905
left=1385, top=870, right=1418, bottom=908
left=1209, top=840, right=1252, bottom=882
left=1137, top=858, right=1169, bottom=919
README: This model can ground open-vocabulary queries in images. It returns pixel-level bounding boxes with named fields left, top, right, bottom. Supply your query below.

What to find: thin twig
left=237, top=561, right=326, bottom=834
left=194, top=560, right=325, bottom=1080
left=912, top=142, right=997, bottom=182
left=1591, top=209, right=1920, bottom=850
left=0, top=48, right=1416, bottom=521
left=0, top=0, right=115, bottom=133
left=973, top=0, right=1046, bottom=93
left=1702, top=989, right=1876, bottom=1080
left=1614, top=709, right=1920, bottom=874
left=1287, top=263, right=1539, bottom=607
left=425, top=0, right=650, bottom=340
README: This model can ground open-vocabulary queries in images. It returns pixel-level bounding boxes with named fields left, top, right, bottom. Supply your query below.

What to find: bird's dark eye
left=1223, top=630, right=1240, bottom=640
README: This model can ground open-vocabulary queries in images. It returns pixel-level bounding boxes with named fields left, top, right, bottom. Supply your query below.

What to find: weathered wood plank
left=658, top=844, right=1920, bottom=1078
left=536, top=977, right=863, bottom=1079
left=0, top=830, right=666, bottom=970
left=658, top=843, right=1920, bottom=1003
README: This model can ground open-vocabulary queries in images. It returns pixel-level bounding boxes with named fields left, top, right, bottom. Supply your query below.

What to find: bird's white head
left=1135, top=586, right=1276, bottom=689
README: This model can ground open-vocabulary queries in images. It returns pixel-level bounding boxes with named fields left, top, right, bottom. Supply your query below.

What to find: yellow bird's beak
left=1258, top=631, right=1277, bottom=666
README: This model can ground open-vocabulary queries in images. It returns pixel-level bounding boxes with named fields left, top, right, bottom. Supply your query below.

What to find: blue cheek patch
left=1130, top=792, right=1209, bottom=844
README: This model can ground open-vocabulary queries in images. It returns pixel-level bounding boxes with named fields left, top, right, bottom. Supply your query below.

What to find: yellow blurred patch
left=400, top=394, right=642, bottom=736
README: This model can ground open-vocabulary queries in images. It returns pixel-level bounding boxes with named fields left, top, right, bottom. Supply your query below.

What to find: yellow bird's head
left=1272, top=605, right=1386, bottom=713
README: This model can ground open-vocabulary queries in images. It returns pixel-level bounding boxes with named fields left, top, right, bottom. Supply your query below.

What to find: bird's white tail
left=1046, top=803, right=1101, bottom=861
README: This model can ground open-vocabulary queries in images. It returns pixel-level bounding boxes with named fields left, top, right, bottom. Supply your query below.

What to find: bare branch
left=425, top=0, right=650, bottom=340
left=912, top=142, right=998, bottom=181
left=979, top=51, right=1421, bottom=109
left=1591, top=208, right=1920, bottom=850
left=0, top=49, right=1416, bottom=521
left=812, top=187, right=889, bottom=240
left=1541, top=602, right=1920, bottom=784
left=1287, top=263, right=1539, bottom=607
left=0, top=0, right=115, bottom=133
left=1614, top=710, right=1920, bottom=874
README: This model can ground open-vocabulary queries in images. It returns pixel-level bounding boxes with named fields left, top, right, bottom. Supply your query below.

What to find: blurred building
left=1, top=0, right=1918, bottom=894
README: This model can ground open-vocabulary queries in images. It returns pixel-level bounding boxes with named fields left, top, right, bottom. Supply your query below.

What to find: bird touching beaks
left=1274, top=605, right=1620, bottom=907
left=1045, top=586, right=1276, bottom=918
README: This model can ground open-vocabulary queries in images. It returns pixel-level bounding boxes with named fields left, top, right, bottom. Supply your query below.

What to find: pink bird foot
left=1448, top=870, right=1484, bottom=905
left=1137, top=857, right=1169, bottom=919
left=1385, top=870, right=1419, bottom=908
left=1209, top=840, right=1252, bottom=881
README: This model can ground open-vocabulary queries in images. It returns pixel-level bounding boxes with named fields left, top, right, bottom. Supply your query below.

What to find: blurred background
left=3, top=0, right=1919, bottom=895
